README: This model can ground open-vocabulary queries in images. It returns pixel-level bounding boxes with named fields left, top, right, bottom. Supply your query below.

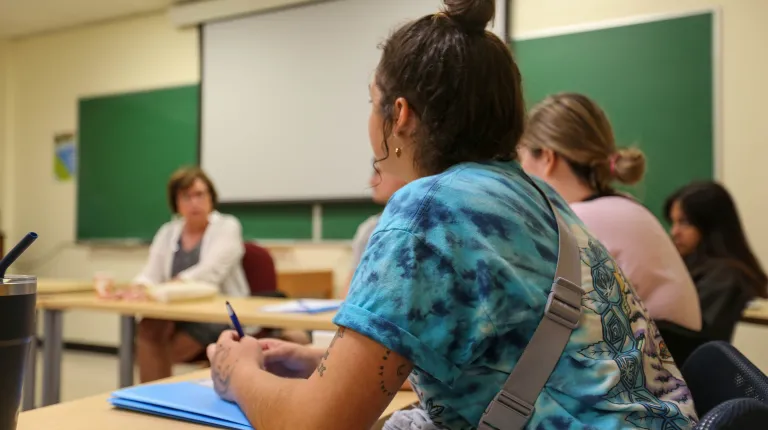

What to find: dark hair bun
left=443, top=0, right=495, bottom=32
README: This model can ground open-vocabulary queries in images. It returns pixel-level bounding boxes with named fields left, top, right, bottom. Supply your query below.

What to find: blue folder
left=109, top=380, right=253, bottom=429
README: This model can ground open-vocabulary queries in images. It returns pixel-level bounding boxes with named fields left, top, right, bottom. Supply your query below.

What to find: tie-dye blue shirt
left=334, top=162, right=697, bottom=430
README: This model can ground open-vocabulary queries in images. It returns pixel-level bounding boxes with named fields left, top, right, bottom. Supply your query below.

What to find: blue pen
left=225, top=301, right=245, bottom=339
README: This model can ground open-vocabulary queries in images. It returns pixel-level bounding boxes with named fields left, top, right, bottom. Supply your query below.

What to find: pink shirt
left=571, top=196, right=702, bottom=331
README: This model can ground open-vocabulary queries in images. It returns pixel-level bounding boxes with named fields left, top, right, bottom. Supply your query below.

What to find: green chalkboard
left=514, top=12, right=714, bottom=220
left=77, top=85, right=379, bottom=241
left=322, top=202, right=382, bottom=240
left=229, top=204, right=313, bottom=240
left=77, top=86, right=199, bottom=241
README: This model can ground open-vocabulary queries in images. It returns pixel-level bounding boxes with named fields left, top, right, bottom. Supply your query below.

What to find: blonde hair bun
left=613, top=148, right=646, bottom=185
left=522, top=93, right=647, bottom=192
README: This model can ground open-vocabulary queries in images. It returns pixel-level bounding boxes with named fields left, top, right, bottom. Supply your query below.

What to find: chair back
left=696, top=398, right=768, bottom=430
left=656, top=320, right=709, bottom=367
left=682, top=341, right=768, bottom=417
left=242, top=242, right=278, bottom=296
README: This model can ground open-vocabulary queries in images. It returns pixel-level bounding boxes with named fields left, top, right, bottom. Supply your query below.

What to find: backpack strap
left=478, top=183, right=584, bottom=430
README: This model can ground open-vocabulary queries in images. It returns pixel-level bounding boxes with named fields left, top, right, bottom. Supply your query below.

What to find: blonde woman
left=518, top=93, right=701, bottom=332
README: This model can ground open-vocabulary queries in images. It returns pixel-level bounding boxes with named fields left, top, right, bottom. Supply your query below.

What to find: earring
left=395, top=147, right=402, bottom=158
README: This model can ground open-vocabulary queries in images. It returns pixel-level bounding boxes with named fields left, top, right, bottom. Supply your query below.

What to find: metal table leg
left=119, top=315, right=136, bottom=388
left=21, top=310, right=38, bottom=411
left=41, top=309, right=63, bottom=406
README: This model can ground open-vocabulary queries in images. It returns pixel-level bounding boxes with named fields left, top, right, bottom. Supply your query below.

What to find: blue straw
left=0, top=232, right=38, bottom=279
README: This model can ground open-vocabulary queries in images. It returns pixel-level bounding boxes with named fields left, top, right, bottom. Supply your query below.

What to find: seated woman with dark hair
left=665, top=181, right=768, bottom=343
left=203, top=1, right=697, bottom=428
left=133, top=166, right=249, bottom=382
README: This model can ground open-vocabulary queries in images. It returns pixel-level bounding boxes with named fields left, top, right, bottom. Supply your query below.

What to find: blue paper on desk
left=109, top=379, right=253, bottom=429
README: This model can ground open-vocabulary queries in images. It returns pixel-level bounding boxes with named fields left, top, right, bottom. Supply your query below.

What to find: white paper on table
left=746, top=300, right=764, bottom=309
left=147, top=281, right=218, bottom=303
left=260, top=299, right=343, bottom=314
left=193, top=379, right=215, bottom=388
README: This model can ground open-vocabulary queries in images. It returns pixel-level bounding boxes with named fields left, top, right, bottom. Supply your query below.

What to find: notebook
left=109, top=379, right=252, bottom=429
left=260, top=299, right=343, bottom=314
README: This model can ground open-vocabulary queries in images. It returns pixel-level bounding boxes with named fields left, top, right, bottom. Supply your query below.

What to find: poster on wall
left=54, top=132, right=77, bottom=181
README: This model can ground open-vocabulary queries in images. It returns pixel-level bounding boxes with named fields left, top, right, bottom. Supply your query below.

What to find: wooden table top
left=35, top=293, right=339, bottom=331
left=35, top=270, right=336, bottom=299
left=742, top=299, right=768, bottom=325
left=17, top=369, right=419, bottom=429
left=34, top=279, right=768, bottom=327
left=37, top=278, right=100, bottom=295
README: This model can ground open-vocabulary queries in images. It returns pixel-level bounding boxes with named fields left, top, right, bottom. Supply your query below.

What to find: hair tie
left=609, top=153, right=620, bottom=176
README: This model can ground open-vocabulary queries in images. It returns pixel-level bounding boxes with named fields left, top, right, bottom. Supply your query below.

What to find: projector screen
left=201, top=0, right=446, bottom=202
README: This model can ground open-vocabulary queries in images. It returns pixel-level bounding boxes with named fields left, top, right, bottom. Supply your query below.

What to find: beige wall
left=513, top=0, right=768, bottom=372
left=0, top=40, right=8, bottom=234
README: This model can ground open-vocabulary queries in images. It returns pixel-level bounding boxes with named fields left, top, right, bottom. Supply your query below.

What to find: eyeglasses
left=179, top=190, right=209, bottom=202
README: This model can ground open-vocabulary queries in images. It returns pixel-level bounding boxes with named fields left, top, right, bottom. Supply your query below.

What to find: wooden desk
left=33, top=293, right=338, bottom=409
left=17, top=369, right=418, bottom=430
left=742, top=299, right=768, bottom=326
left=35, top=270, right=335, bottom=298
left=36, top=293, right=337, bottom=330
left=37, top=278, right=95, bottom=295
left=277, top=270, right=334, bottom=299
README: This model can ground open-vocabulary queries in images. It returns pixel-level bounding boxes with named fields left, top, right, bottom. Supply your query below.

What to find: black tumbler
left=0, top=276, right=36, bottom=430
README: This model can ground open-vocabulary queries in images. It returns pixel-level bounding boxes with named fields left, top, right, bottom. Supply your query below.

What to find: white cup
left=93, top=271, right=115, bottom=298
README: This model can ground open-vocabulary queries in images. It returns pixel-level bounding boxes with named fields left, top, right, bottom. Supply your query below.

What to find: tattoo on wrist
left=317, top=327, right=345, bottom=377
left=212, top=345, right=238, bottom=397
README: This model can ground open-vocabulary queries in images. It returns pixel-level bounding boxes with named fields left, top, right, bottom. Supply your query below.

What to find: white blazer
left=133, top=211, right=250, bottom=297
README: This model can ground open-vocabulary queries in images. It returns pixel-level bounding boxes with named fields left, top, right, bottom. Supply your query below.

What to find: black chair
left=253, top=291, right=288, bottom=298
left=695, top=398, right=768, bottom=429
left=656, top=320, right=709, bottom=367
left=681, top=341, right=768, bottom=429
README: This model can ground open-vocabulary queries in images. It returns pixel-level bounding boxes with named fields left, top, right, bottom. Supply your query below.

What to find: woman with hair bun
left=206, top=4, right=697, bottom=430
left=519, top=93, right=702, bottom=333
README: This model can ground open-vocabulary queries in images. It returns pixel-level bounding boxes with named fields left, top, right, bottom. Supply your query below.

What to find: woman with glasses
left=133, top=166, right=249, bottom=382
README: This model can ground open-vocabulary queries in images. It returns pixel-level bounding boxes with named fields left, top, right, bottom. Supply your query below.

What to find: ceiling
left=0, top=0, right=181, bottom=38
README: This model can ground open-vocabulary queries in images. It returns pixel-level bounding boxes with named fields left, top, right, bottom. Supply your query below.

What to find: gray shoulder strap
left=478, top=184, right=584, bottom=430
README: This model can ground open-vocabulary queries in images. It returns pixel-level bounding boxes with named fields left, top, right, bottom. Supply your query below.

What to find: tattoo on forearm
left=317, top=327, right=345, bottom=377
